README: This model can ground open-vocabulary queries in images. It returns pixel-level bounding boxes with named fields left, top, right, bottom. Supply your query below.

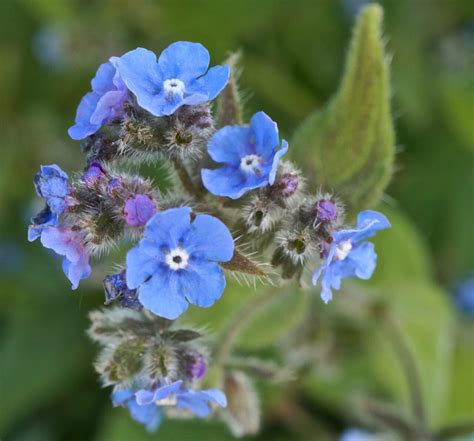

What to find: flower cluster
left=29, top=40, right=390, bottom=435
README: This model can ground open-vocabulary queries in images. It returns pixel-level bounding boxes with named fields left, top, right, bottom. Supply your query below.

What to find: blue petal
left=145, top=207, right=192, bottom=248
left=201, top=166, right=254, bottom=199
left=179, top=260, right=226, bottom=308
left=176, top=392, right=213, bottom=418
left=117, top=48, right=162, bottom=114
left=126, top=244, right=162, bottom=289
left=40, top=227, right=82, bottom=263
left=127, top=400, right=162, bottom=433
left=112, top=389, right=135, bottom=406
left=250, top=111, right=280, bottom=159
left=186, top=64, right=230, bottom=101
left=90, top=90, right=128, bottom=125
left=207, top=125, right=250, bottom=165
left=68, top=92, right=101, bottom=140
left=152, top=380, right=183, bottom=401
left=91, top=61, right=116, bottom=94
left=62, top=253, right=91, bottom=290
left=134, top=389, right=156, bottom=406
left=268, top=139, right=288, bottom=184
left=199, top=389, right=228, bottom=407
left=183, top=213, right=234, bottom=262
left=158, top=41, right=210, bottom=82
left=138, top=272, right=189, bottom=319
left=340, top=242, right=377, bottom=280
left=334, top=210, right=390, bottom=244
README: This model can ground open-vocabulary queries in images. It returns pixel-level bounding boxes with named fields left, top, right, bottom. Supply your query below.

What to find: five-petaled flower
left=312, top=210, right=390, bottom=303
left=201, top=111, right=288, bottom=199
left=117, top=41, right=229, bottom=117
left=40, top=227, right=91, bottom=289
left=28, top=164, right=70, bottom=241
left=126, top=207, right=234, bottom=320
left=69, top=57, right=129, bottom=140
left=112, top=380, right=227, bottom=432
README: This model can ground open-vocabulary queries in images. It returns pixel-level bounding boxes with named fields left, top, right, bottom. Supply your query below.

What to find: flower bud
left=103, top=271, right=141, bottom=310
left=123, top=194, right=157, bottom=227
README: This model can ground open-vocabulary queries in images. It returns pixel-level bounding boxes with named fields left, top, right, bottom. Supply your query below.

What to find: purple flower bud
left=315, top=199, right=338, bottom=222
left=82, top=161, right=106, bottom=185
left=278, top=173, right=299, bottom=197
left=189, top=353, right=207, bottom=379
left=124, top=194, right=156, bottom=227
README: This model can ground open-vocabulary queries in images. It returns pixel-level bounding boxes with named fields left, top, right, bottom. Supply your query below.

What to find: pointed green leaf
left=291, top=4, right=395, bottom=215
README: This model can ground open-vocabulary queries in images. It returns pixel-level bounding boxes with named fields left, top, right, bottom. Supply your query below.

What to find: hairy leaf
left=291, top=4, right=395, bottom=216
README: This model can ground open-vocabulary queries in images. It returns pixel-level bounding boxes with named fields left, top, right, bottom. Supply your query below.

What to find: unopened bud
left=123, top=194, right=157, bottom=227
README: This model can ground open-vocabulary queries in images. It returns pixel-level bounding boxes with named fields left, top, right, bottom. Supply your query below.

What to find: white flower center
left=240, top=154, right=261, bottom=174
left=334, top=240, right=352, bottom=261
left=165, top=248, right=189, bottom=270
left=163, top=78, right=185, bottom=101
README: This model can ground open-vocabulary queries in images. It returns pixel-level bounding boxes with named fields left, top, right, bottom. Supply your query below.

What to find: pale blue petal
left=152, top=380, right=183, bottom=401
left=144, top=207, right=192, bottom=248
left=268, top=139, right=288, bottom=184
left=178, top=260, right=226, bottom=308
left=127, top=400, right=162, bottom=433
left=158, top=41, right=209, bottom=82
left=186, top=64, right=230, bottom=100
left=125, top=245, right=163, bottom=289
left=91, top=62, right=116, bottom=94
left=112, top=389, right=135, bottom=406
left=200, top=389, right=227, bottom=407
left=183, top=214, right=234, bottom=261
left=90, top=90, right=128, bottom=125
left=207, top=125, right=250, bottom=164
left=138, top=273, right=189, bottom=320
left=134, top=389, right=156, bottom=405
left=334, top=210, right=390, bottom=243
left=62, top=253, right=91, bottom=290
left=250, top=111, right=280, bottom=159
left=201, top=166, right=248, bottom=199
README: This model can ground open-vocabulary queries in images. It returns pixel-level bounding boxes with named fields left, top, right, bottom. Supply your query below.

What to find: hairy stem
left=171, top=157, right=204, bottom=199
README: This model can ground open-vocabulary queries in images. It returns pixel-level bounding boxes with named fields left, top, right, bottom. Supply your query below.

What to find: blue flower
left=201, top=111, right=288, bottom=199
left=312, top=210, right=390, bottom=303
left=40, top=227, right=91, bottom=289
left=28, top=164, right=70, bottom=241
left=126, top=207, right=234, bottom=319
left=135, top=380, right=227, bottom=418
left=68, top=57, right=128, bottom=140
left=117, top=42, right=229, bottom=117
left=112, top=388, right=162, bottom=433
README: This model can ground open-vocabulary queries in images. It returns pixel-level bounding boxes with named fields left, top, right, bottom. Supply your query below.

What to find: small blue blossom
left=28, top=165, right=70, bottom=241
left=117, top=42, right=229, bottom=117
left=135, top=380, right=227, bottom=418
left=40, top=227, right=91, bottom=289
left=201, top=111, right=288, bottom=199
left=453, top=275, right=474, bottom=317
left=312, top=210, right=390, bottom=303
left=126, top=207, right=234, bottom=319
left=112, top=388, right=162, bottom=433
left=69, top=57, right=128, bottom=140
left=113, top=381, right=227, bottom=432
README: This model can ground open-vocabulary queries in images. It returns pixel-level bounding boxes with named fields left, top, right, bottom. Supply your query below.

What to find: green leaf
left=291, top=4, right=395, bottom=216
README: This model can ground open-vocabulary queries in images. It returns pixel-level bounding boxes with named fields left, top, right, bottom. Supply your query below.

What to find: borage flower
left=28, top=164, right=70, bottom=241
left=40, top=227, right=91, bottom=289
left=312, top=210, right=390, bottom=303
left=113, top=380, right=227, bottom=432
left=201, top=111, right=288, bottom=199
left=117, top=41, right=229, bottom=117
left=69, top=57, right=128, bottom=140
left=126, top=207, right=234, bottom=319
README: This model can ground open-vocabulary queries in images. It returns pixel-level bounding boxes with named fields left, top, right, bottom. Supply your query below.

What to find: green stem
left=383, top=311, right=427, bottom=427
left=213, top=287, right=285, bottom=363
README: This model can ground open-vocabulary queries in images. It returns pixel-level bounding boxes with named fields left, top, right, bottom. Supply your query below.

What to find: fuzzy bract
left=126, top=207, right=234, bottom=320
left=117, top=42, right=229, bottom=117
left=312, top=210, right=390, bottom=303
left=69, top=57, right=128, bottom=140
left=40, top=227, right=91, bottom=289
left=201, top=111, right=288, bottom=199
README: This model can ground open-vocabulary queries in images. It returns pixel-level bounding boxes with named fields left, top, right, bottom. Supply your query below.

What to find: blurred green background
left=0, top=0, right=473, bottom=440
